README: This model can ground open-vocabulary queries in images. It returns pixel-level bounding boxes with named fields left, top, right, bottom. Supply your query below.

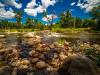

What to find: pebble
left=21, top=59, right=30, bottom=65
left=31, top=58, right=39, bottom=64
left=35, top=61, right=47, bottom=69
left=59, top=53, right=68, bottom=61
left=50, top=44, right=55, bottom=49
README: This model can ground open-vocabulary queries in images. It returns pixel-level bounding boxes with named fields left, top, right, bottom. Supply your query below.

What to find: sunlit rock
left=21, top=59, right=30, bottom=65
left=0, top=35, right=6, bottom=38
left=23, top=33, right=35, bottom=38
left=29, top=50, right=36, bottom=57
left=51, top=59, right=60, bottom=68
left=59, top=52, right=68, bottom=61
left=50, top=44, right=55, bottom=49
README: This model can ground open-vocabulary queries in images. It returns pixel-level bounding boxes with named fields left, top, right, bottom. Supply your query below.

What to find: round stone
left=21, top=59, right=30, bottom=65
left=31, top=58, right=39, bottom=64
left=35, top=61, right=47, bottom=69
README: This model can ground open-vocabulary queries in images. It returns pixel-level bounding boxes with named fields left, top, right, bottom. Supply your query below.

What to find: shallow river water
left=0, top=33, right=100, bottom=46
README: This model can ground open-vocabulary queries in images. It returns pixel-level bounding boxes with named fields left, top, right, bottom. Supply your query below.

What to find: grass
left=51, top=28, right=90, bottom=33
left=0, top=28, right=99, bottom=33
left=0, top=61, right=6, bottom=67
left=57, top=39, right=66, bottom=45
left=0, top=29, right=35, bottom=32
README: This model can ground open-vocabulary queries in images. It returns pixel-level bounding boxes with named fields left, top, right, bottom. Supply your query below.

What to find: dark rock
left=49, top=71, right=60, bottom=75
left=0, top=66, right=12, bottom=75
left=58, top=56, right=100, bottom=75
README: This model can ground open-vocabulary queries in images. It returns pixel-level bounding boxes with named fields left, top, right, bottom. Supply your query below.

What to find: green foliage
left=57, top=39, right=66, bottom=45
left=51, top=28, right=88, bottom=33
left=0, top=61, right=6, bottom=67
left=84, top=48, right=100, bottom=65
left=60, top=10, right=73, bottom=28
left=90, top=5, right=100, bottom=30
left=82, top=19, right=96, bottom=28
left=84, top=49, right=96, bottom=55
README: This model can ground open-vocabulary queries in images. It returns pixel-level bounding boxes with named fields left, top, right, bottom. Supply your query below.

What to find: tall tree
left=15, top=11, right=23, bottom=29
left=90, top=5, right=100, bottom=30
left=26, top=17, right=34, bottom=29
left=60, top=10, right=72, bottom=28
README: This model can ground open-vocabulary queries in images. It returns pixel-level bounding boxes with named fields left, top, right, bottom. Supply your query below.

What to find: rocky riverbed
left=0, top=32, right=100, bottom=75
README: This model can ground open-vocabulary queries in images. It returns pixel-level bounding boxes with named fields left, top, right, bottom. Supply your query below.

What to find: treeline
left=57, top=5, right=100, bottom=30
left=0, top=19, right=52, bottom=30
left=0, top=5, right=100, bottom=31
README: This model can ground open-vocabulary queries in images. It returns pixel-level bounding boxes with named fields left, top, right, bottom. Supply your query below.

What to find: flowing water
left=0, top=32, right=100, bottom=46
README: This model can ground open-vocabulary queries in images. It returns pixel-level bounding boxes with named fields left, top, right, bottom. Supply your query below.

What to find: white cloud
left=84, top=0, right=100, bottom=12
left=24, top=0, right=57, bottom=17
left=71, top=2, right=76, bottom=6
left=0, top=1, right=16, bottom=19
left=42, top=14, right=57, bottom=22
left=41, top=0, right=56, bottom=8
left=71, top=0, right=100, bottom=12
left=2, top=0, right=22, bottom=9
left=24, top=5, right=46, bottom=17
left=0, top=8, right=15, bottom=19
left=26, top=0, right=37, bottom=9
left=24, top=8, right=38, bottom=17
left=0, top=2, right=5, bottom=7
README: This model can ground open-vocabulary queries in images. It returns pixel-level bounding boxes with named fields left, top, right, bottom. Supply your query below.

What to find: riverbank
left=0, top=28, right=100, bottom=33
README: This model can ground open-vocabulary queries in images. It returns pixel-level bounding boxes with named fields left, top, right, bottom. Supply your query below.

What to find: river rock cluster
left=0, top=33, right=100, bottom=75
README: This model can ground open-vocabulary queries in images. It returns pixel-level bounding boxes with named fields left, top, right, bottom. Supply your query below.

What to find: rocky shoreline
left=0, top=33, right=100, bottom=75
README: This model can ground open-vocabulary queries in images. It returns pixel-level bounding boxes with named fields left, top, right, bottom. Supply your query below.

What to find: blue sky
left=0, top=0, right=99, bottom=24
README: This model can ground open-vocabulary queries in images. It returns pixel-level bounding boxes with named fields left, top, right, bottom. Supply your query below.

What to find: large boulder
left=58, top=55, right=100, bottom=75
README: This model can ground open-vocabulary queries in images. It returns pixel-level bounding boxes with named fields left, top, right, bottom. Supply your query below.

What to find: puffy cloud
left=41, top=0, right=56, bottom=8
left=71, top=0, right=100, bottom=12
left=0, top=8, right=15, bottom=19
left=26, top=0, right=37, bottom=9
left=42, top=14, right=57, bottom=22
left=36, top=5, right=46, bottom=13
left=24, top=8, right=38, bottom=17
left=70, top=2, right=76, bottom=6
left=84, top=0, right=100, bottom=12
left=0, top=1, right=16, bottom=19
left=0, top=2, right=5, bottom=7
left=0, top=0, right=22, bottom=19
left=24, top=5, right=46, bottom=17
left=24, top=0, right=57, bottom=17
left=2, top=0, right=22, bottom=9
